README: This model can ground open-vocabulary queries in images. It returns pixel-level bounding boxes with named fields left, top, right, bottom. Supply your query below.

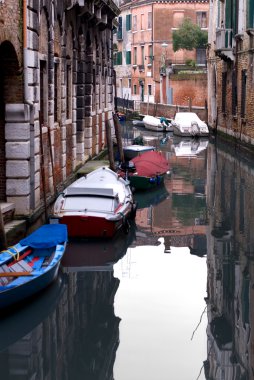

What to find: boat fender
left=130, top=202, right=137, bottom=219
left=149, top=177, right=156, bottom=184
left=156, top=176, right=161, bottom=185
left=119, top=212, right=130, bottom=234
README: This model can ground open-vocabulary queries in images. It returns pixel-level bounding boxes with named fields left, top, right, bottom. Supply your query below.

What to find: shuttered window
left=117, top=17, right=122, bottom=40
left=247, top=0, right=254, bottom=28
left=126, top=14, right=131, bottom=31
left=241, top=70, right=247, bottom=117
left=232, top=70, right=237, bottom=115
left=126, top=51, right=131, bottom=65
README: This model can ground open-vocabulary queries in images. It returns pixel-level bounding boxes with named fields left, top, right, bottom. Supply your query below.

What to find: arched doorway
left=0, top=41, right=22, bottom=201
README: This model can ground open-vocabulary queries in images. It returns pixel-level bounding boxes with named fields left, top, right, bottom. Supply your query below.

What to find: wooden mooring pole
left=113, top=113, right=124, bottom=163
left=105, top=120, right=116, bottom=171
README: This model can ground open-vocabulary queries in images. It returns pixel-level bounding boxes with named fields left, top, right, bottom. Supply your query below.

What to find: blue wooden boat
left=0, top=224, right=68, bottom=310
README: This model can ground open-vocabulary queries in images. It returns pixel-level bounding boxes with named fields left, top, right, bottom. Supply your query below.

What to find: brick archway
left=0, top=41, right=22, bottom=201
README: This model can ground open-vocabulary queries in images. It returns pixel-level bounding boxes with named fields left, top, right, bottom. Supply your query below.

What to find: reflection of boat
left=119, top=151, right=170, bottom=191
left=0, top=224, right=67, bottom=310
left=123, top=144, right=155, bottom=161
left=143, top=115, right=172, bottom=132
left=173, top=138, right=209, bottom=157
left=62, top=224, right=135, bottom=272
left=172, top=112, right=209, bottom=137
left=134, top=185, right=169, bottom=209
left=0, top=272, right=65, bottom=351
left=51, top=167, right=136, bottom=238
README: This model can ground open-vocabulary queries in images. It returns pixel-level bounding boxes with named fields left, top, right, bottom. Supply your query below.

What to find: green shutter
left=117, top=52, right=122, bottom=65
left=117, top=17, right=122, bottom=40
left=126, top=14, right=132, bottom=31
left=126, top=51, right=131, bottom=64
left=247, top=0, right=254, bottom=28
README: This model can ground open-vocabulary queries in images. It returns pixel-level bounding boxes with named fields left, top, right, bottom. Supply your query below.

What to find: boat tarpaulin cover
left=131, top=151, right=169, bottom=177
left=20, top=224, right=68, bottom=248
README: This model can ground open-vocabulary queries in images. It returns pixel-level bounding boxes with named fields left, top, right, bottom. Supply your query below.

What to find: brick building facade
left=114, top=0, right=209, bottom=108
left=0, top=0, right=119, bottom=219
left=207, top=0, right=254, bottom=143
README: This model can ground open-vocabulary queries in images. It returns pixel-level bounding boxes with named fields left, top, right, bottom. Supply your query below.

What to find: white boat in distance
left=143, top=115, right=172, bottom=132
left=171, top=112, right=209, bottom=137
left=50, top=167, right=136, bottom=239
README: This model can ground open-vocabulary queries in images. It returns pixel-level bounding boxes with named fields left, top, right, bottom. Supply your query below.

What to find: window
left=241, top=70, right=247, bottom=117
left=133, top=47, right=137, bottom=65
left=222, top=72, right=227, bottom=114
left=128, top=79, right=131, bottom=88
left=196, top=48, right=206, bottom=65
left=117, top=17, right=122, bottom=40
left=196, top=12, right=207, bottom=28
left=141, top=14, right=144, bottom=30
left=126, top=51, right=131, bottom=65
left=133, top=84, right=137, bottom=94
left=148, top=12, right=152, bottom=29
left=117, top=51, right=122, bottom=65
left=247, top=0, right=254, bottom=29
left=66, top=63, right=72, bottom=119
left=133, top=15, right=137, bottom=31
left=40, top=60, right=47, bottom=125
left=126, top=14, right=131, bottom=31
left=232, top=70, right=237, bottom=116
left=54, top=61, right=60, bottom=123
left=141, top=46, right=145, bottom=65
left=148, top=45, right=153, bottom=64
left=148, top=84, right=152, bottom=96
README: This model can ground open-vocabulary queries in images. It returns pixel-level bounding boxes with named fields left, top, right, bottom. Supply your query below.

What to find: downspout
left=23, top=0, right=35, bottom=210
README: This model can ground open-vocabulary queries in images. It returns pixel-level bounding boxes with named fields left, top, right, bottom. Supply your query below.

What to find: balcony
left=215, top=28, right=235, bottom=61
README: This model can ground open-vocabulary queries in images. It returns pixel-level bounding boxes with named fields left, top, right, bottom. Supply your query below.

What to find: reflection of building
left=205, top=141, right=254, bottom=378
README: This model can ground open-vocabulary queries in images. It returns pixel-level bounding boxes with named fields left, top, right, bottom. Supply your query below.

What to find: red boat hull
left=59, top=215, right=124, bottom=238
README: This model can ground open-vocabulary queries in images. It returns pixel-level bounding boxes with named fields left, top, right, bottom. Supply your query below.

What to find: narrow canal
left=0, top=123, right=253, bottom=379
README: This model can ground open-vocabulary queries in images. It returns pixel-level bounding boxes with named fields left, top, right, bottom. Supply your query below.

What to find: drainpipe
left=23, top=0, right=35, bottom=211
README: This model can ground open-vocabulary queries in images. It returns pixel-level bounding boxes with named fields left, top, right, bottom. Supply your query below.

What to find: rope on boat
left=0, top=246, right=20, bottom=261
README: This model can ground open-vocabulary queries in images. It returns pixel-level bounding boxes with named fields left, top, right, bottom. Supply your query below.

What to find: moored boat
left=143, top=115, right=172, bottom=132
left=50, top=166, right=136, bottom=238
left=0, top=224, right=68, bottom=310
left=119, top=150, right=170, bottom=191
left=172, top=112, right=209, bottom=137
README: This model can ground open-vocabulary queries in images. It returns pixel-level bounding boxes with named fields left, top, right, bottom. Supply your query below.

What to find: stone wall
left=0, top=0, right=120, bottom=218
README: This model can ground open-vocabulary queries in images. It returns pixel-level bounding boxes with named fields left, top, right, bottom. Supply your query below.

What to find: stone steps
left=0, top=202, right=27, bottom=245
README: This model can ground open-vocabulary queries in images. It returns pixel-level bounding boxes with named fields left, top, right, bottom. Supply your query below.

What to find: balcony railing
left=215, top=28, right=235, bottom=61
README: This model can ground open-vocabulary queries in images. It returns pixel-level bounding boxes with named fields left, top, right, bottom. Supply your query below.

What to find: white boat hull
left=143, top=115, right=172, bottom=132
left=51, top=167, right=136, bottom=238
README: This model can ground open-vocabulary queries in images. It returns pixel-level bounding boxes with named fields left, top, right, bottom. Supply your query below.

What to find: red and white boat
left=50, top=167, right=136, bottom=238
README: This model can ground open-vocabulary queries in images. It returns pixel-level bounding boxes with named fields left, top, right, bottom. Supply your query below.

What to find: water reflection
left=0, top=227, right=136, bottom=380
left=3, top=130, right=254, bottom=378
left=205, top=140, right=254, bottom=379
